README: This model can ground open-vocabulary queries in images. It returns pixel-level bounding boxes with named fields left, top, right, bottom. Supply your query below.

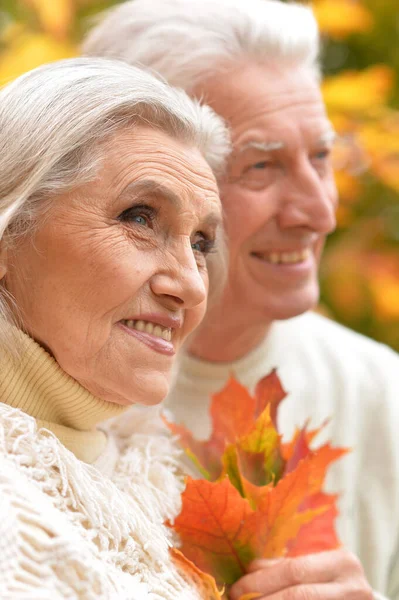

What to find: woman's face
left=3, top=126, right=222, bottom=406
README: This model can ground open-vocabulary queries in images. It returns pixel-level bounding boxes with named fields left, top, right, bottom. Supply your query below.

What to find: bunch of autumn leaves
left=165, top=371, right=347, bottom=599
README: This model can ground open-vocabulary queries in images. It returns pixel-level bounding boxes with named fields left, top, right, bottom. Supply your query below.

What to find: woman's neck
left=0, top=325, right=126, bottom=462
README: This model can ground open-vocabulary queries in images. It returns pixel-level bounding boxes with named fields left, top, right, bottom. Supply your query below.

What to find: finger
left=247, top=559, right=283, bottom=573
left=243, top=583, right=350, bottom=600
left=230, top=552, right=352, bottom=600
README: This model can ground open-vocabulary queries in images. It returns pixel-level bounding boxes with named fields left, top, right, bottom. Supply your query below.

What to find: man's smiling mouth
left=251, top=248, right=311, bottom=265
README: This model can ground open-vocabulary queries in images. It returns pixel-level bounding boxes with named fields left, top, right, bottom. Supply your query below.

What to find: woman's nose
left=150, top=246, right=207, bottom=310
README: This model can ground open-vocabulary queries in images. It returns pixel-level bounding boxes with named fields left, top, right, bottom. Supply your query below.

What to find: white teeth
left=135, top=320, right=145, bottom=332
left=153, top=325, right=163, bottom=338
left=161, top=329, right=172, bottom=342
left=122, top=319, right=172, bottom=341
left=145, top=322, right=154, bottom=334
left=269, top=252, right=279, bottom=264
left=255, top=248, right=311, bottom=265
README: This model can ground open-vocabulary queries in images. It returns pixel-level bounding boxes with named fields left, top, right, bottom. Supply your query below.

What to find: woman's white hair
left=0, top=57, right=230, bottom=348
left=83, top=0, right=321, bottom=93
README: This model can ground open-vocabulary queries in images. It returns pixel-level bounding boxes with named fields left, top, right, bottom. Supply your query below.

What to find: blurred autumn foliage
left=0, top=0, right=398, bottom=350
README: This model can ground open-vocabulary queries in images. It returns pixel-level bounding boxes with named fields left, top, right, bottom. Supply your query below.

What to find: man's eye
left=251, top=161, right=270, bottom=170
left=313, top=149, right=330, bottom=161
left=118, top=204, right=155, bottom=226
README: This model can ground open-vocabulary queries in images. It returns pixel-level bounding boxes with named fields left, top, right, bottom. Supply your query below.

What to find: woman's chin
left=94, top=374, right=171, bottom=407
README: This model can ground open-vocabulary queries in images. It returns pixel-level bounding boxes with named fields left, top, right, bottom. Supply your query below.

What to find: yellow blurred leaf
left=313, top=0, right=373, bottom=39
left=322, top=249, right=370, bottom=321
left=359, top=118, right=399, bottom=190
left=323, top=66, right=394, bottom=113
left=369, top=274, right=399, bottom=321
left=21, top=0, right=75, bottom=39
left=0, top=31, right=77, bottom=84
left=366, top=255, right=399, bottom=321
left=334, top=171, right=362, bottom=204
left=360, top=120, right=399, bottom=155
left=372, top=155, right=399, bottom=192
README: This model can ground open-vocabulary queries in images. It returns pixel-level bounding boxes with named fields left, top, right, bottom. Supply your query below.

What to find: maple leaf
left=238, top=405, right=284, bottom=485
left=168, top=372, right=348, bottom=590
left=172, top=450, right=343, bottom=586
left=165, top=377, right=258, bottom=479
left=254, top=369, right=287, bottom=428
left=171, top=549, right=224, bottom=600
left=165, top=371, right=287, bottom=480
left=286, top=492, right=340, bottom=557
left=171, top=476, right=259, bottom=586
left=253, top=445, right=346, bottom=557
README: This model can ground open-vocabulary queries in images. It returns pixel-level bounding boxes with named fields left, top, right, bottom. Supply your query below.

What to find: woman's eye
left=132, top=215, right=148, bottom=226
left=191, top=234, right=216, bottom=256
left=118, top=204, right=155, bottom=227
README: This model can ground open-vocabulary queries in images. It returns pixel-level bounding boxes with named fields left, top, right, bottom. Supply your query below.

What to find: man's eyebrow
left=237, top=140, right=285, bottom=154
left=117, top=178, right=183, bottom=209
left=236, top=130, right=337, bottom=155
left=318, top=130, right=337, bottom=145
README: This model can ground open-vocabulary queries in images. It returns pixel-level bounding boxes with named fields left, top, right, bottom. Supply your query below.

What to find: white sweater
left=0, top=403, right=206, bottom=600
left=167, top=312, right=399, bottom=600
left=0, top=329, right=203, bottom=600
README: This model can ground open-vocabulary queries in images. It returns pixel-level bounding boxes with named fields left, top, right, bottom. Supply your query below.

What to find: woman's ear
left=0, top=243, right=8, bottom=280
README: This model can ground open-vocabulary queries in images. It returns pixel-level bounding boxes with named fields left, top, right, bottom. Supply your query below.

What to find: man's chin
left=260, top=290, right=320, bottom=323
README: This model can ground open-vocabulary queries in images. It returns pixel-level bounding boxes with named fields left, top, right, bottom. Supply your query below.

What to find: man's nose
left=278, top=160, right=337, bottom=233
left=150, top=245, right=207, bottom=310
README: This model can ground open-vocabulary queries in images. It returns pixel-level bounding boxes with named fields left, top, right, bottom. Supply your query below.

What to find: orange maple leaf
left=286, top=492, right=340, bottom=557
left=171, top=548, right=224, bottom=599
left=168, top=372, right=348, bottom=590
left=253, top=445, right=347, bottom=557
left=165, top=370, right=286, bottom=480
left=171, top=476, right=259, bottom=586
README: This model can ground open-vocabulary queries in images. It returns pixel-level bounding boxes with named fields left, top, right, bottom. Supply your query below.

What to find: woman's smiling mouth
left=122, top=319, right=172, bottom=341
left=119, top=313, right=182, bottom=356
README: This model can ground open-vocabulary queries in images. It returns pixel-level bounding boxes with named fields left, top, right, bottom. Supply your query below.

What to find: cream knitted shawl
left=0, top=403, right=201, bottom=599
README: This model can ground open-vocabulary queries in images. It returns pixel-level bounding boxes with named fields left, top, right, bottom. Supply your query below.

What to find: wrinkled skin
left=229, top=552, right=373, bottom=600
left=190, top=63, right=337, bottom=361
left=1, top=126, right=221, bottom=406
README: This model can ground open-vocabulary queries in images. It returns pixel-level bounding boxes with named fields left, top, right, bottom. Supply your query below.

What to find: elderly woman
left=0, top=57, right=229, bottom=598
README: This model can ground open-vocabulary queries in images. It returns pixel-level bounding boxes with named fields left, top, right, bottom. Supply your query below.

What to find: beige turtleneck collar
left=0, top=325, right=126, bottom=463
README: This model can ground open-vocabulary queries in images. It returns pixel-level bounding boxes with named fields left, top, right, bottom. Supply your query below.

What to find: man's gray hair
left=83, top=0, right=321, bottom=93
left=0, top=57, right=230, bottom=346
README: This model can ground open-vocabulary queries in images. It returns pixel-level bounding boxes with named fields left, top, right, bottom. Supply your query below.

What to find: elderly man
left=84, top=1, right=399, bottom=599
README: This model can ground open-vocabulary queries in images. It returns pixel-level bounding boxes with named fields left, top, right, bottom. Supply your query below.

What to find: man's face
left=198, top=63, right=338, bottom=324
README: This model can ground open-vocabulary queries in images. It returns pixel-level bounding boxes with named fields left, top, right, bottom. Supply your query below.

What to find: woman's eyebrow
left=201, top=211, right=223, bottom=230
left=117, top=178, right=183, bottom=209
left=117, top=178, right=222, bottom=228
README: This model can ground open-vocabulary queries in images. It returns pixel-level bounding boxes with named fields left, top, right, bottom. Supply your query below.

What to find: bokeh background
left=0, top=0, right=398, bottom=350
